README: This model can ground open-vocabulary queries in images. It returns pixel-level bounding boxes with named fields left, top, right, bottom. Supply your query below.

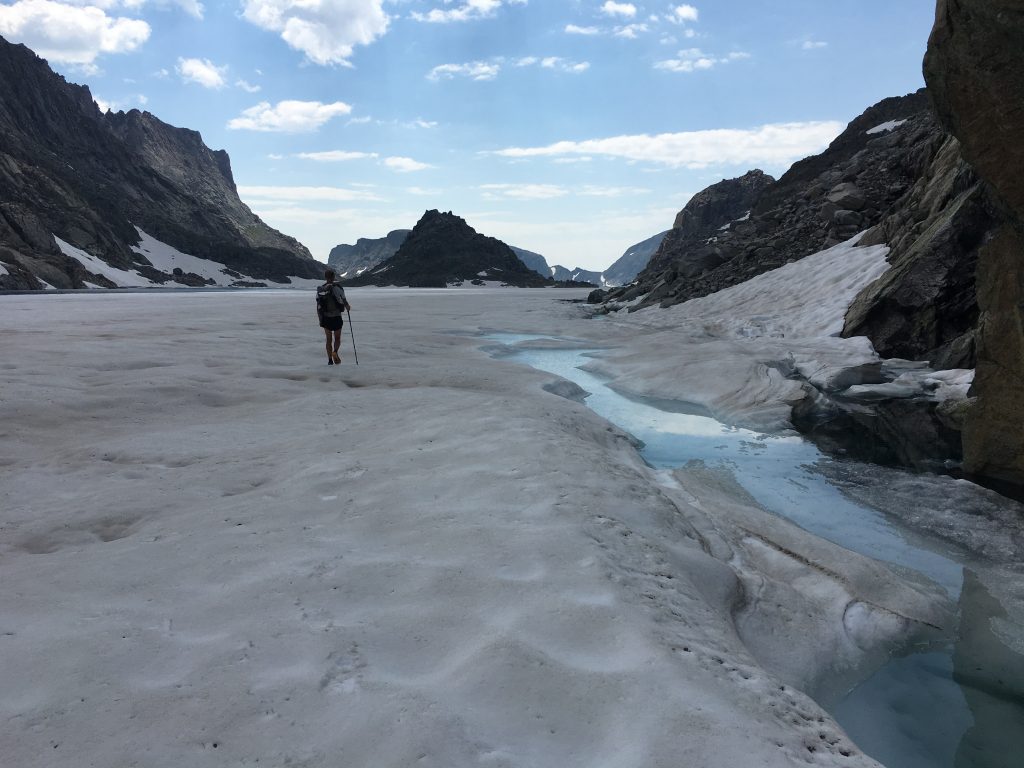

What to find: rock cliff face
left=345, top=210, right=553, bottom=288
left=842, top=133, right=996, bottom=370
left=509, top=246, right=550, bottom=277
left=924, top=0, right=1024, bottom=490
left=328, top=229, right=410, bottom=278
left=0, top=36, right=320, bottom=290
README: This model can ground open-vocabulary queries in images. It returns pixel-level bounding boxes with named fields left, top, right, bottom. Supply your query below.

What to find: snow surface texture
left=0, top=288, right=958, bottom=768
left=53, top=228, right=321, bottom=289
left=592, top=236, right=971, bottom=432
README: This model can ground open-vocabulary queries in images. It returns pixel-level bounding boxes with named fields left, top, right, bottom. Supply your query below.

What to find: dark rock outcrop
left=0, top=36, right=320, bottom=290
left=345, top=210, right=553, bottom=288
left=924, top=0, right=1024, bottom=489
left=601, top=170, right=773, bottom=307
left=842, top=134, right=996, bottom=369
left=328, top=229, right=410, bottom=278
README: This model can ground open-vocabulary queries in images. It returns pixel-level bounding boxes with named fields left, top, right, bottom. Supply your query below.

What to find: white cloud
left=412, top=118, right=438, bottom=128
left=238, top=185, right=383, bottom=202
left=241, top=0, right=389, bottom=66
left=614, top=23, right=647, bottom=38
left=427, top=61, right=500, bottom=81
left=600, top=1, right=635, bottom=18
left=227, top=99, right=352, bottom=132
left=406, top=186, right=441, bottom=196
left=565, top=23, right=599, bottom=35
left=654, top=47, right=749, bottom=73
left=384, top=156, right=434, bottom=172
left=0, top=0, right=150, bottom=69
left=412, top=0, right=525, bottom=23
left=579, top=185, right=650, bottom=197
left=480, top=183, right=569, bottom=200
left=176, top=57, right=227, bottom=88
left=296, top=150, right=378, bottom=161
left=235, top=78, right=261, bottom=93
left=490, top=121, right=846, bottom=169
left=515, top=56, right=590, bottom=73
left=802, top=40, right=828, bottom=49
left=672, top=4, right=698, bottom=22
left=347, top=115, right=373, bottom=125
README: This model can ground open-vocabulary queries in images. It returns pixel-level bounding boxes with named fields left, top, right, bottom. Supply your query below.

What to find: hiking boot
left=332, top=352, right=341, bottom=365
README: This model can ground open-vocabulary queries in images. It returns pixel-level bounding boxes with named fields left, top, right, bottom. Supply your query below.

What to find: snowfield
left=0, top=277, right=967, bottom=768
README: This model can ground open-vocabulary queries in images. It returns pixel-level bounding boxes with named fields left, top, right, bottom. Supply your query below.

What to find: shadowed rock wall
left=925, top=0, right=1024, bottom=489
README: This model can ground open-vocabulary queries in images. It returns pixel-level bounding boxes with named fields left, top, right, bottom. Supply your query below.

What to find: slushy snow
left=0, top=286, right=957, bottom=768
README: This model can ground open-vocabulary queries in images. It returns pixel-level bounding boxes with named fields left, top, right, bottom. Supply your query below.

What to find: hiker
left=316, top=269, right=351, bottom=365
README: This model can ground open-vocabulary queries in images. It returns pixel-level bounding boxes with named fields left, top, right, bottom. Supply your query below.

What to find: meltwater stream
left=485, top=334, right=1024, bottom=768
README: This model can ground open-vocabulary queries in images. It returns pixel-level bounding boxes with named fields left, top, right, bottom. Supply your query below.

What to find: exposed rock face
left=602, top=170, right=773, bottom=307
left=0, top=37, right=320, bottom=290
left=346, top=210, right=553, bottom=288
left=509, top=246, right=550, bottom=277
left=924, top=0, right=1024, bottom=489
left=328, top=229, right=410, bottom=278
left=842, top=134, right=996, bottom=369
left=603, top=230, right=669, bottom=287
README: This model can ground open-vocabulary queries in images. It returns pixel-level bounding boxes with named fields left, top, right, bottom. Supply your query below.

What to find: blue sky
left=2, top=0, right=936, bottom=270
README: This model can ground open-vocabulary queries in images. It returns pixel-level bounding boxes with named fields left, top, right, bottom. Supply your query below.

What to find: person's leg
left=332, top=329, right=342, bottom=363
left=324, top=327, right=334, bottom=363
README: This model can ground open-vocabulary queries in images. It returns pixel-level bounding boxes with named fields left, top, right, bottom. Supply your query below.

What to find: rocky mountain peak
left=346, top=209, right=551, bottom=288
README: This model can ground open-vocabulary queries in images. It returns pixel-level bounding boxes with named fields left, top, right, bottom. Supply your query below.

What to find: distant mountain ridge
left=329, top=229, right=410, bottom=278
left=0, top=36, right=321, bottom=290
left=345, top=210, right=554, bottom=287
left=329, top=231, right=659, bottom=288
left=601, top=231, right=670, bottom=286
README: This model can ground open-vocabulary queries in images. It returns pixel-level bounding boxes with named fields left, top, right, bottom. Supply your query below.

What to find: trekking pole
left=347, top=308, right=359, bottom=365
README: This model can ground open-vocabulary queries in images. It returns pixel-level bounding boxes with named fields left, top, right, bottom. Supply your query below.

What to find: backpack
left=316, top=283, right=344, bottom=319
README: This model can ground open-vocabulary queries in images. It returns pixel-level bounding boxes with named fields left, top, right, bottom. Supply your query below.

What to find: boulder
left=827, top=183, right=867, bottom=211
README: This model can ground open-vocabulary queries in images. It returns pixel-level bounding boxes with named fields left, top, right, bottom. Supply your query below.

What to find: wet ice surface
left=488, top=336, right=963, bottom=593
left=487, top=334, right=1024, bottom=768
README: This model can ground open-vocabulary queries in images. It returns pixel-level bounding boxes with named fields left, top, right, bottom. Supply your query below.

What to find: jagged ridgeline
left=345, top=210, right=555, bottom=288
left=0, top=36, right=322, bottom=290
left=596, top=88, right=999, bottom=371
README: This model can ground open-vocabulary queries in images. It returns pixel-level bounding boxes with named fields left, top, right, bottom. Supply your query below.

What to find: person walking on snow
left=317, top=269, right=351, bottom=365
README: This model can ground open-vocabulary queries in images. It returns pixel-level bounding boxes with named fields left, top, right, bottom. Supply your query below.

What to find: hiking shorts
left=322, top=315, right=344, bottom=331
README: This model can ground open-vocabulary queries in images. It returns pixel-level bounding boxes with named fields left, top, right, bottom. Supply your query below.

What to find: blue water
left=485, top=334, right=1024, bottom=768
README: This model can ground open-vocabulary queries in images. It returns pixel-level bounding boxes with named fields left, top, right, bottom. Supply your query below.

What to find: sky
left=1, top=0, right=938, bottom=271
